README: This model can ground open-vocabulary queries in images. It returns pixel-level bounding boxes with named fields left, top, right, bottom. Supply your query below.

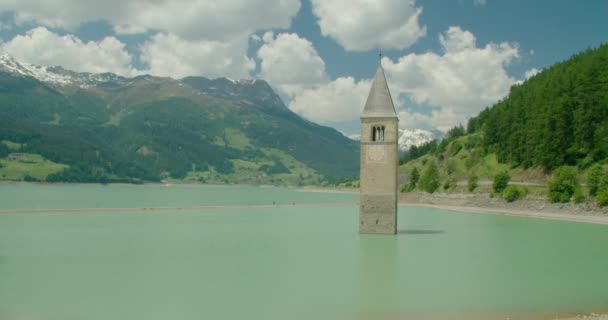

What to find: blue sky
left=0, top=0, right=606, bottom=135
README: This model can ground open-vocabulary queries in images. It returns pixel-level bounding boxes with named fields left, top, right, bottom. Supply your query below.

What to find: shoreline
left=0, top=202, right=357, bottom=215
left=2, top=182, right=608, bottom=225
left=0, top=180, right=362, bottom=192
left=400, top=202, right=608, bottom=225
left=399, top=192, right=608, bottom=225
left=0, top=180, right=278, bottom=188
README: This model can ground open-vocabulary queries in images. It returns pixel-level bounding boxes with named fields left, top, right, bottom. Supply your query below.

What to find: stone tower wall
left=359, top=117, right=398, bottom=234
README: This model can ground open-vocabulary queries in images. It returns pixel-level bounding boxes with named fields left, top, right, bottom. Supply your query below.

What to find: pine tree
left=420, top=161, right=440, bottom=193
left=587, top=164, right=605, bottom=196
left=408, top=167, right=420, bottom=191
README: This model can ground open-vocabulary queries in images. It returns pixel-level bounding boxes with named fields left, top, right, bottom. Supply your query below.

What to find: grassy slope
left=397, top=133, right=549, bottom=195
left=177, top=128, right=323, bottom=185
left=397, top=133, right=608, bottom=198
left=0, top=152, right=68, bottom=181
left=399, top=134, right=508, bottom=181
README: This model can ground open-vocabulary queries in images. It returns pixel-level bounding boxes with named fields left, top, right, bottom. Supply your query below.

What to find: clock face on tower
left=367, top=144, right=386, bottom=162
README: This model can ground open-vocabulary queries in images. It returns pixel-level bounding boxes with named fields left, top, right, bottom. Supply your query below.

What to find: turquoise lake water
left=0, top=184, right=607, bottom=319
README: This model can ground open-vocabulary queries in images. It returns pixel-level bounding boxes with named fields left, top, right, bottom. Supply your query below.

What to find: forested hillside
left=468, top=44, right=608, bottom=169
left=402, top=43, right=608, bottom=171
left=398, top=43, right=608, bottom=205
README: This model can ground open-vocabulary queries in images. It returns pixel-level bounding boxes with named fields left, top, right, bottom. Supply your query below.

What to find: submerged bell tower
left=359, top=60, right=399, bottom=234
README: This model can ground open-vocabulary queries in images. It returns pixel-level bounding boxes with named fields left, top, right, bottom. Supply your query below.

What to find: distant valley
left=0, top=54, right=360, bottom=185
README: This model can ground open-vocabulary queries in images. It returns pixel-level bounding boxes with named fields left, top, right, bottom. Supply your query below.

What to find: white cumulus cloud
left=256, top=32, right=370, bottom=125
left=140, top=32, right=255, bottom=79
left=397, top=108, right=458, bottom=133
left=275, top=26, right=524, bottom=133
left=0, top=26, right=138, bottom=76
left=310, top=0, right=426, bottom=51
left=0, top=0, right=301, bottom=41
left=524, top=67, right=541, bottom=79
left=256, top=26, right=522, bottom=133
left=0, top=0, right=302, bottom=79
left=257, top=32, right=328, bottom=96
left=513, top=67, right=542, bottom=85
left=384, top=26, right=520, bottom=131
left=439, top=26, right=477, bottom=52
left=289, top=77, right=371, bottom=125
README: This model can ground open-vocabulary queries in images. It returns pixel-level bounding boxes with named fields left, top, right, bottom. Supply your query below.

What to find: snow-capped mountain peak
left=0, top=54, right=130, bottom=88
left=345, top=128, right=436, bottom=151
left=398, top=128, right=435, bottom=151
left=0, top=54, right=262, bottom=90
left=0, top=54, right=78, bottom=86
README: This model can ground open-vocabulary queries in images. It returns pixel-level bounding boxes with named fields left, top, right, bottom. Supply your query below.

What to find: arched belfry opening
left=359, top=60, right=398, bottom=235
left=372, top=125, right=385, bottom=142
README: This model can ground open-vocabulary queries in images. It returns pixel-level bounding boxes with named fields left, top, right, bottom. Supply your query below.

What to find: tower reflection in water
left=358, top=234, right=399, bottom=319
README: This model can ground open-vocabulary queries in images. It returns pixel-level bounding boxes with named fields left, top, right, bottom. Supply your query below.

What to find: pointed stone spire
left=361, top=62, right=397, bottom=118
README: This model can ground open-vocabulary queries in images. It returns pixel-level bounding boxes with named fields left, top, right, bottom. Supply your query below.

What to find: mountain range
left=398, top=129, right=438, bottom=152
left=0, top=54, right=360, bottom=184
